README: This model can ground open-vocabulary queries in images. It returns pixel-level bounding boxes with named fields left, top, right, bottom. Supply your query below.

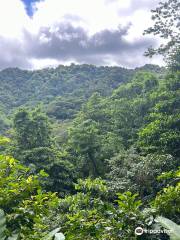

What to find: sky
left=0, top=0, right=164, bottom=70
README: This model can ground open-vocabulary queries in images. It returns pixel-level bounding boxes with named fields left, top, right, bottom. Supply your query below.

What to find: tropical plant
left=156, top=216, right=180, bottom=240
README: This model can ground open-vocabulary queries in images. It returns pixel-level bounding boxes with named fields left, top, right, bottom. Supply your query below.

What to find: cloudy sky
left=0, top=0, right=164, bottom=70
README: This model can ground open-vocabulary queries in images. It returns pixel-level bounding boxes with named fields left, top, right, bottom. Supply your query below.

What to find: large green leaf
left=54, top=233, right=65, bottom=240
left=0, top=209, right=6, bottom=240
left=7, top=234, right=19, bottom=240
left=156, top=216, right=180, bottom=240
left=43, top=228, right=65, bottom=240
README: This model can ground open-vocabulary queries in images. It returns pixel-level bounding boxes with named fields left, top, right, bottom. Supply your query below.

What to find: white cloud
left=31, top=0, right=120, bottom=35
left=0, top=0, right=31, bottom=39
left=0, top=0, right=164, bottom=69
left=30, top=58, right=71, bottom=69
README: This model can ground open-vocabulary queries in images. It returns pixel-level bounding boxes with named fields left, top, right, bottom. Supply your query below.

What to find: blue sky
left=22, top=0, right=39, bottom=16
left=0, top=0, right=163, bottom=70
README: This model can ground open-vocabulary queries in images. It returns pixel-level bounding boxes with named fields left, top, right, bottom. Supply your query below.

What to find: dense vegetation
left=1, top=66, right=179, bottom=240
left=0, top=0, right=179, bottom=239
left=0, top=64, right=163, bottom=132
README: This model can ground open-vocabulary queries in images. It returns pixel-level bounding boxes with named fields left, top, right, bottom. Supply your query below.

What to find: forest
left=0, top=0, right=179, bottom=239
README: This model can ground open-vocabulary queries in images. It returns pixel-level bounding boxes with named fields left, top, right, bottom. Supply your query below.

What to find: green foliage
left=152, top=168, right=180, bottom=223
left=144, top=0, right=180, bottom=70
left=0, top=64, right=136, bottom=121
left=46, top=96, right=84, bottom=120
left=69, top=119, right=102, bottom=177
left=0, top=209, right=6, bottom=240
left=0, top=154, right=59, bottom=239
left=138, top=71, right=180, bottom=156
left=12, top=108, right=76, bottom=194
left=0, top=17, right=179, bottom=238
left=0, top=112, right=10, bottom=135
left=116, top=191, right=142, bottom=212
left=75, top=178, right=108, bottom=197
left=138, top=114, right=180, bottom=155
left=154, top=184, right=180, bottom=222
left=107, top=148, right=176, bottom=197
left=55, top=179, right=147, bottom=240
left=108, top=71, right=160, bottom=148
left=43, top=228, right=65, bottom=240
left=156, top=216, right=180, bottom=240
left=0, top=209, right=20, bottom=240
left=0, top=136, right=10, bottom=145
left=13, top=108, right=52, bottom=150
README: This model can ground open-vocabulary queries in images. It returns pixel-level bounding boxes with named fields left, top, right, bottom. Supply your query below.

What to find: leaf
left=54, top=233, right=65, bottom=240
left=39, top=169, right=49, bottom=177
left=7, top=234, right=19, bottom=240
left=156, top=216, right=180, bottom=240
left=43, top=228, right=61, bottom=240
left=0, top=209, right=6, bottom=240
left=0, top=136, right=10, bottom=145
left=0, top=210, right=20, bottom=240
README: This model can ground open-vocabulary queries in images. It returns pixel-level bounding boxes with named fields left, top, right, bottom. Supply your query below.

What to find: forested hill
left=0, top=0, right=179, bottom=238
left=0, top=63, right=163, bottom=133
left=0, top=64, right=162, bottom=114
left=0, top=64, right=179, bottom=239
left=0, top=64, right=128, bottom=111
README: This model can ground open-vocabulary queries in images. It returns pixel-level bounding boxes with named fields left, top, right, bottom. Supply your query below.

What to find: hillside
left=0, top=64, right=131, bottom=110
left=1, top=65, right=179, bottom=239
left=0, top=0, right=180, bottom=238
left=0, top=64, right=163, bottom=120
